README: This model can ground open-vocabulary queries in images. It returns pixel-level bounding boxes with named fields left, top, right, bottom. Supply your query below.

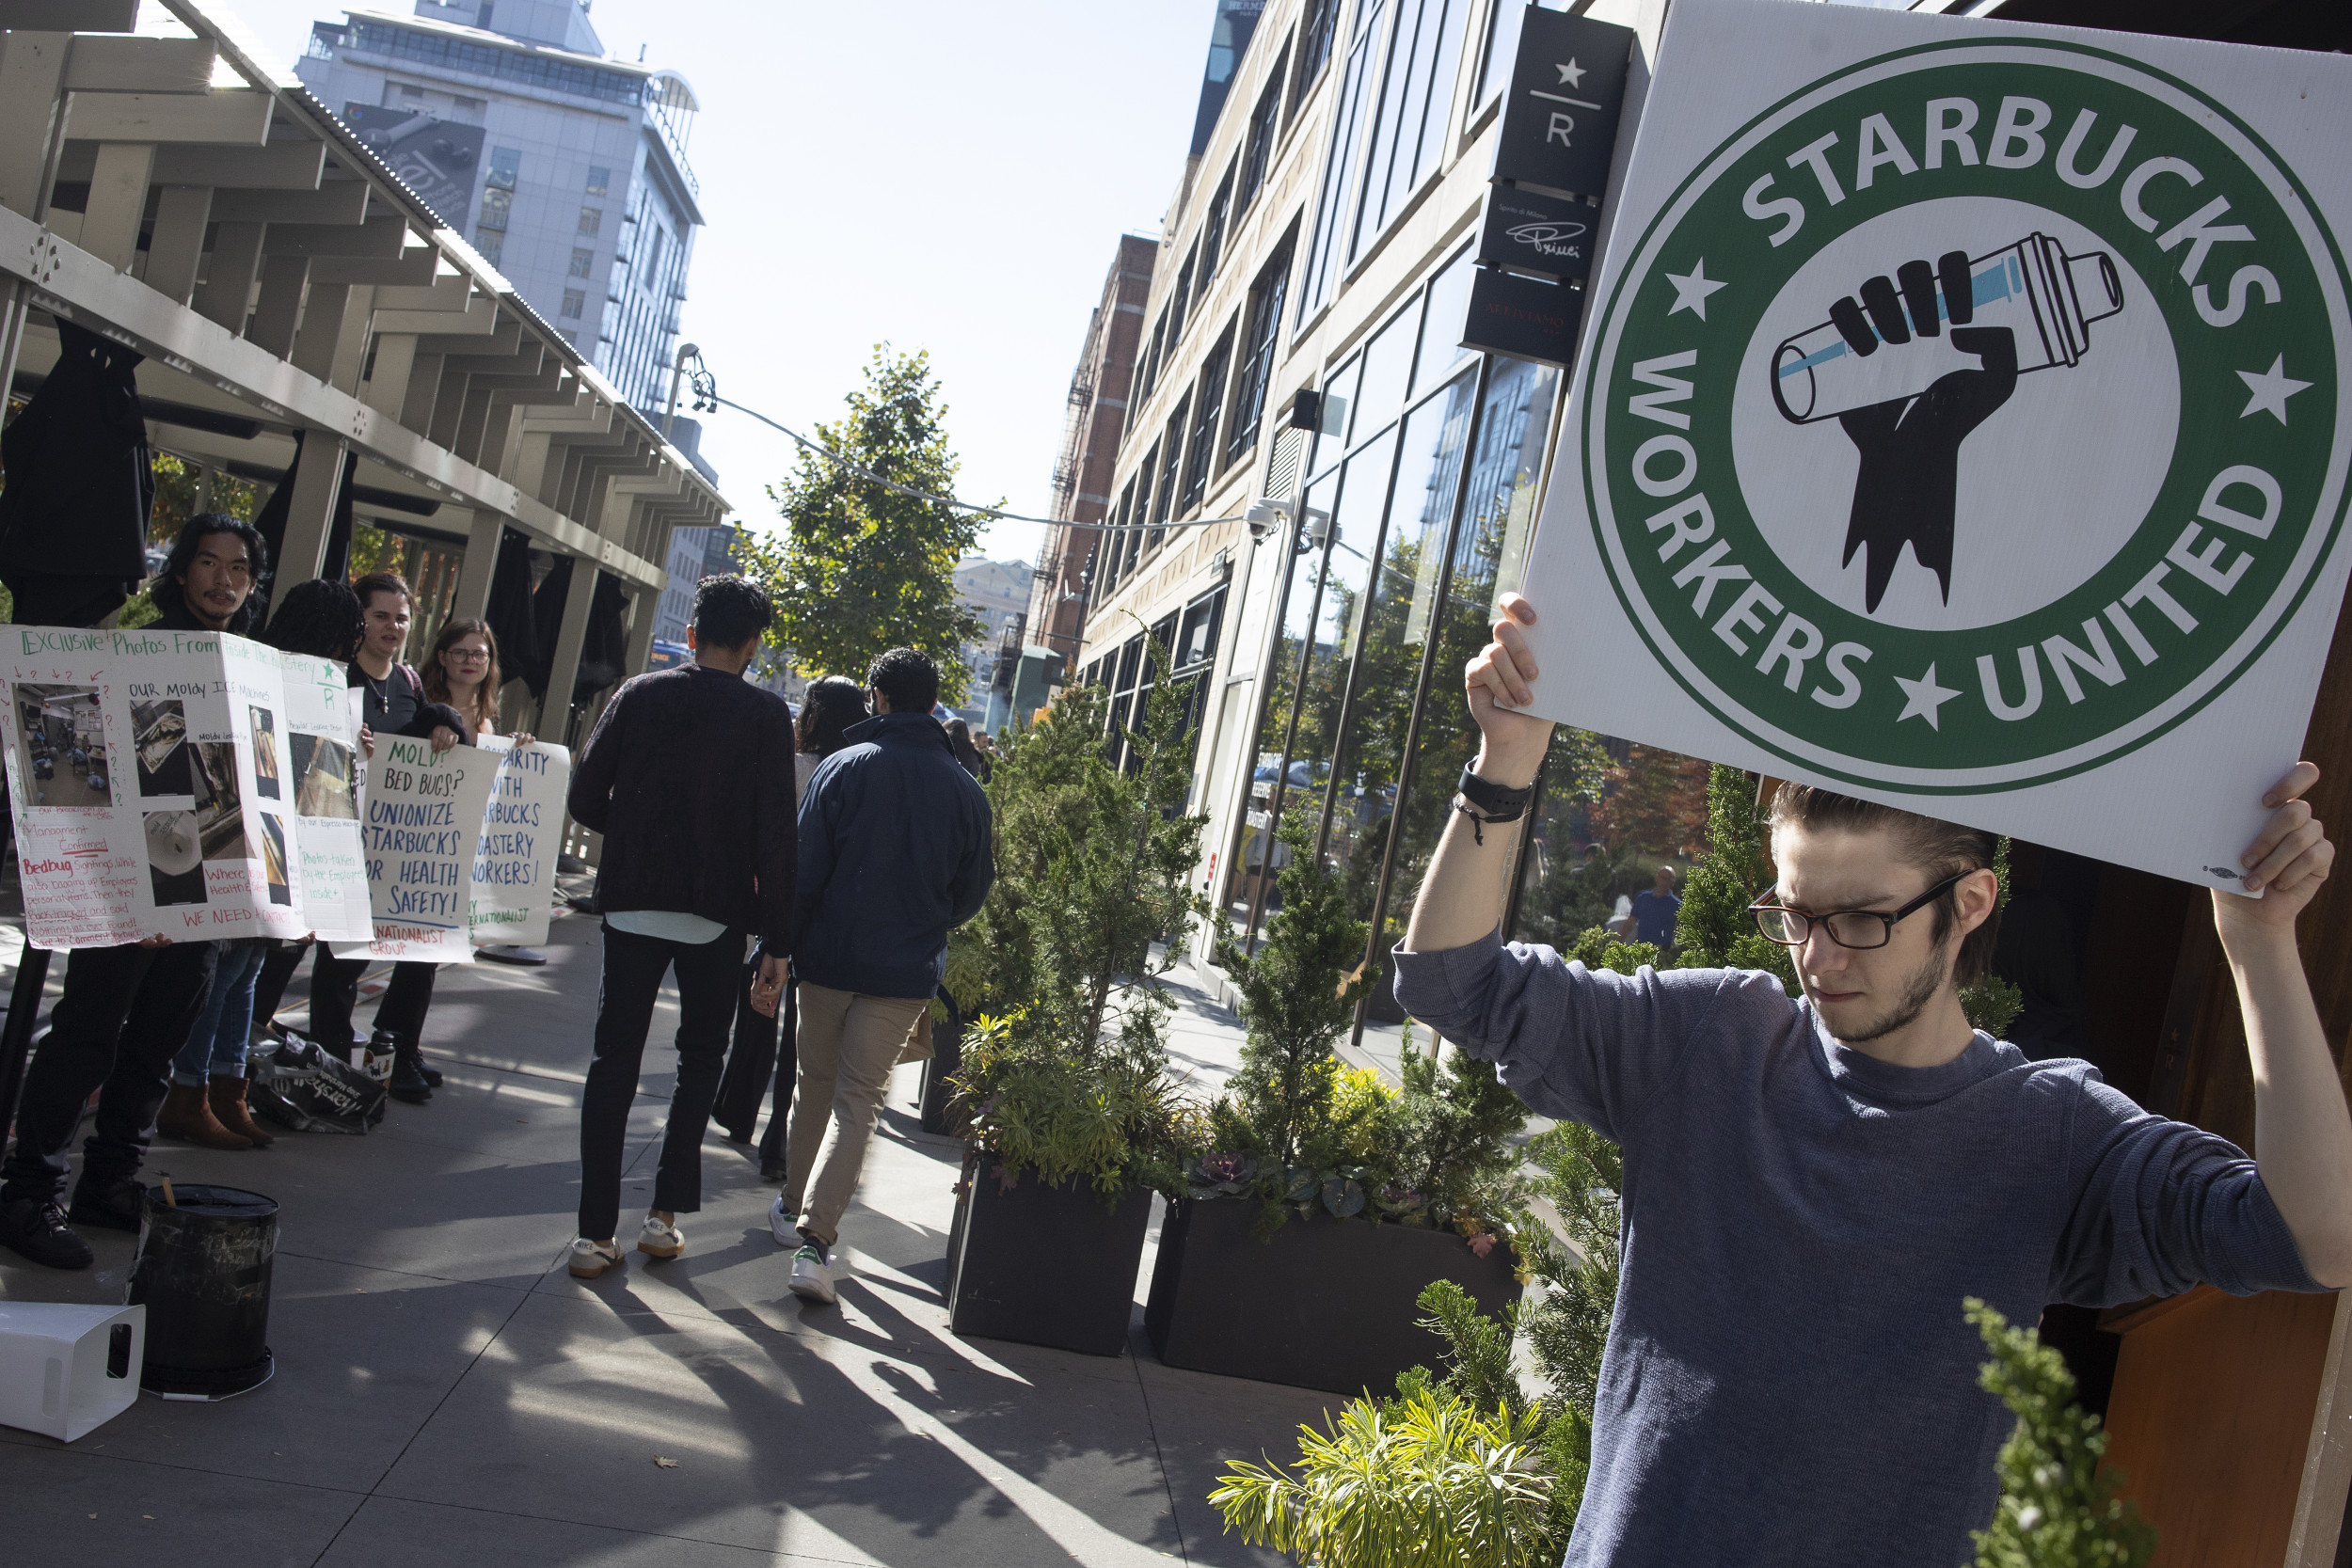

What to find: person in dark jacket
left=0, top=515, right=268, bottom=1268
left=304, top=570, right=469, bottom=1106
left=771, top=647, right=992, bottom=1305
left=564, top=576, right=796, bottom=1278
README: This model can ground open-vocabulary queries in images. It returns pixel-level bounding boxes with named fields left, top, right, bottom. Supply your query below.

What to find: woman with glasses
left=1387, top=591, right=2349, bottom=1568
left=422, top=618, right=532, bottom=747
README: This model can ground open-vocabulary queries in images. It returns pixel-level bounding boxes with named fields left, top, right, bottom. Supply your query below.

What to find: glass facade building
left=1049, top=0, right=1663, bottom=1055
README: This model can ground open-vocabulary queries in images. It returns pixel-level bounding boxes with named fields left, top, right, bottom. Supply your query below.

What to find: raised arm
left=1405, top=593, right=1557, bottom=953
left=2221, top=762, right=2352, bottom=1286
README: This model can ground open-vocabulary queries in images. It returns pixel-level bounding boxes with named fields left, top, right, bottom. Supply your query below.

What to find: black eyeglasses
left=1748, top=872, right=1967, bottom=950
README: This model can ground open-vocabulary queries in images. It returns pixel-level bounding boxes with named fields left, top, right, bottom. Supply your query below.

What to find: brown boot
left=157, top=1083, right=250, bottom=1150
left=209, top=1076, right=275, bottom=1148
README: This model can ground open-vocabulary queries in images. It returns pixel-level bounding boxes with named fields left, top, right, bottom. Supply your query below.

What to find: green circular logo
left=1585, top=41, right=2348, bottom=792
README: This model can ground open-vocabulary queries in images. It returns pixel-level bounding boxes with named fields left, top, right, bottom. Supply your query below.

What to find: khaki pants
left=782, top=983, right=930, bottom=1248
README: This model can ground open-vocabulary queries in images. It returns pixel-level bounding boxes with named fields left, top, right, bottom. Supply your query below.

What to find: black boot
left=387, top=1037, right=434, bottom=1103
left=66, top=1173, right=147, bottom=1233
left=373, top=1028, right=440, bottom=1087
left=0, top=1196, right=94, bottom=1269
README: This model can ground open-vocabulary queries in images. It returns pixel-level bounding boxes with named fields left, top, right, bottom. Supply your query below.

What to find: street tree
left=738, top=347, right=989, bottom=701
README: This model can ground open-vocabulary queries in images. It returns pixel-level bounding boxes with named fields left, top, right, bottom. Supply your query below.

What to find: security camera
left=1244, top=498, right=1290, bottom=543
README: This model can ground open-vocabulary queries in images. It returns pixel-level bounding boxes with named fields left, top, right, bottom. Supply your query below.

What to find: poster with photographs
left=469, top=736, right=570, bottom=948
left=279, top=651, right=372, bottom=942
left=331, top=736, right=498, bottom=964
left=0, top=626, right=370, bottom=947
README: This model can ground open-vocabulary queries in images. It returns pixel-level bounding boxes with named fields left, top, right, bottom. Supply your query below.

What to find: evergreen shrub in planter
left=941, top=665, right=1209, bottom=1356
left=1145, top=816, right=1534, bottom=1394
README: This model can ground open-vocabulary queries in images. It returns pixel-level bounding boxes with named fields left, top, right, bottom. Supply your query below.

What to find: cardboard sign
left=1515, top=0, right=2351, bottom=888
left=468, top=735, right=568, bottom=948
left=0, top=626, right=370, bottom=947
left=332, top=736, right=496, bottom=963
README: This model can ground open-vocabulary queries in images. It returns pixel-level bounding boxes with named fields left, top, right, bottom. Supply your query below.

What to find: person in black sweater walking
left=564, top=577, right=796, bottom=1277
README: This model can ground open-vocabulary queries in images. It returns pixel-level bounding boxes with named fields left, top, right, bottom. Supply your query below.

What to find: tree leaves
left=739, top=347, right=989, bottom=702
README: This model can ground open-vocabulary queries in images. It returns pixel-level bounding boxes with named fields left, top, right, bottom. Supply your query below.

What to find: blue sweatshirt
left=793, top=712, right=993, bottom=999
left=1391, top=932, right=2321, bottom=1568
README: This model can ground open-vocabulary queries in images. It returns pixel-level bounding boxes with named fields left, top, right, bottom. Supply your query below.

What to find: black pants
left=1, top=941, right=218, bottom=1204
left=714, top=964, right=796, bottom=1161
left=250, top=939, right=310, bottom=1032
left=310, top=952, right=437, bottom=1047
left=576, top=921, right=743, bottom=1242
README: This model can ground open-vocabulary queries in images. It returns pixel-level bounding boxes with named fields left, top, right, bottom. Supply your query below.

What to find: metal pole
left=1241, top=515, right=1334, bottom=955
left=1353, top=354, right=1495, bottom=1042
left=661, top=341, right=700, bottom=439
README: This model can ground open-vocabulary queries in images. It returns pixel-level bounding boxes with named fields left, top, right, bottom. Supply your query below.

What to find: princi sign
left=1519, top=0, right=2351, bottom=886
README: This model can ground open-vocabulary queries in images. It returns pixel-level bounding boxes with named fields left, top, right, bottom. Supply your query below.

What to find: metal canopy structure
left=0, top=0, right=730, bottom=727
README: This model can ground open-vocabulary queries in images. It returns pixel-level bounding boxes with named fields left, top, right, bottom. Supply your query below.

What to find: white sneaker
left=637, top=1214, right=686, bottom=1260
left=768, top=1196, right=799, bottom=1247
left=788, top=1243, right=835, bottom=1305
left=567, top=1237, right=624, bottom=1278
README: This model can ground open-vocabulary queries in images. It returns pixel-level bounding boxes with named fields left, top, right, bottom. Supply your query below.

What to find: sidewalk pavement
left=0, top=914, right=1356, bottom=1568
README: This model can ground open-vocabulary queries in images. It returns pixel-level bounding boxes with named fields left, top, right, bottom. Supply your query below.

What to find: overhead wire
left=685, top=362, right=1266, bottom=535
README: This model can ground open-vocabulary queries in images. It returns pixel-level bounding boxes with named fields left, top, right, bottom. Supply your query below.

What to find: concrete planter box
left=1144, top=1197, right=1520, bottom=1395
left=946, top=1153, right=1152, bottom=1358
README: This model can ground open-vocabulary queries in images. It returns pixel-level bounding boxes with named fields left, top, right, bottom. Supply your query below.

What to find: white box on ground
left=0, top=1301, right=146, bottom=1441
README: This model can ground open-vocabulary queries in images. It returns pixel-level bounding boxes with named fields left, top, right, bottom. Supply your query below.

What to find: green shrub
left=946, top=641, right=1211, bottom=1197
left=1209, top=1386, right=1555, bottom=1568
left=1965, top=1299, right=2156, bottom=1568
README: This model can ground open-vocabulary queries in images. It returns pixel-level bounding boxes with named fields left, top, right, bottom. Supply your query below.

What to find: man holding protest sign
left=306, top=571, right=469, bottom=1106
left=1392, top=593, right=2347, bottom=1563
left=564, top=577, right=795, bottom=1278
left=1, top=515, right=268, bottom=1267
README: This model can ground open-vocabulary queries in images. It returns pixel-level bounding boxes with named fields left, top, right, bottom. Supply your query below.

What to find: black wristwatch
left=1454, top=766, right=1534, bottom=845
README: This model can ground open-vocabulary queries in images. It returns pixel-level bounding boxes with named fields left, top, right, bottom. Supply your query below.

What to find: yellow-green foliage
left=956, top=1012, right=1200, bottom=1197
left=1966, top=1299, right=2156, bottom=1568
left=1210, top=1387, right=1555, bottom=1568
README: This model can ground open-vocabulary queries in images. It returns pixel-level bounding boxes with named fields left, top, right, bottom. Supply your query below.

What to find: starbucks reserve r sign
left=1519, top=0, right=2352, bottom=887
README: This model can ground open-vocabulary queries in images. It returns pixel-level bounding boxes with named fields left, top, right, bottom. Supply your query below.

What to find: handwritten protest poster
left=333, top=736, right=496, bottom=963
left=469, top=736, right=569, bottom=947
left=1, top=626, right=368, bottom=947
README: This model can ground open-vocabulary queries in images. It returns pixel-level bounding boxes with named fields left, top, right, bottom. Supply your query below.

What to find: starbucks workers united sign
left=1521, top=0, right=2352, bottom=885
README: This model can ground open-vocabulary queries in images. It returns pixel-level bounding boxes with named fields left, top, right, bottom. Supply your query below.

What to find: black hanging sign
left=1491, top=8, right=1637, bottom=199
left=1461, top=268, right=1581, bottom=369
left=1477, top=183, right=1598, bottom=283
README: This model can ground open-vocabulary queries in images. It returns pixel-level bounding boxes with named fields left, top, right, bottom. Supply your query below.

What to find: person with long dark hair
left=716, top=676, right=870, bottom=1177
left=2, top=515, right=267, bottom=1265
left=241, top=578, right=367, bottom=1044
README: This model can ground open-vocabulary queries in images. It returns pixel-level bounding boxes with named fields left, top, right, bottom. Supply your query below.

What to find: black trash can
left=129, top=1184, right=277, bottom=1401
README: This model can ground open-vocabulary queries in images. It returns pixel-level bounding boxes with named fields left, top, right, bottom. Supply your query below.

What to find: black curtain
left=484, top=527, right=539, bottom=687
left=251, top=433, right=358, bottom=601
left=523, top=553, right=572, bottom=700
left=574, top=572, right=629, bottom=699
left=0, top=322, right=153, bottom=627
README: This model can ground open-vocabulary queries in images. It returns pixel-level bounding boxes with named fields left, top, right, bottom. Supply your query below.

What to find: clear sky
left=205, top=0, right=1227, bottom=567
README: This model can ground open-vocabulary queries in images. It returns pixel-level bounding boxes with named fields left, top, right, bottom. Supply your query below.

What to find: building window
left=579, top=205, right=603, bottom=236
left=1200, top=166, right=1234, bottom=286
left=1226, top=235, right=1295, bottom=467
left=586, top=165, right=611, bottom=197
left=1353, top=0, right=1470, bottom=262
left=558, top=328, right=578, bottom=344
left=561, top=289, right=585, bottom=319
left=1184, top=331, right=1233, bottom=510
left=485, top=145, right=519, bottom=190
left=1238, top=47, right=1288, bottom=215
left=1476, top=0, right=1571, bottom=109
left=452, top=93, right=485, bottom=117
left=476, top=2, right=495, bottom=29
left=1168, top=244, right=1199, bottom=346
left=1152, top=402, right=1187, bottom=543
left=1301, top=2, right=1385, bottom=324
left=568, top=247, right=596, bottom=277
left=477, top=186, right=511, bottom=232
left=1138, top=309, right=1168, bottom=404
left=476, top=233, right=503, bottom=266
left=396, top=80, right=423, bottom=100
left=1290, top=0, right=1343, bottom=123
